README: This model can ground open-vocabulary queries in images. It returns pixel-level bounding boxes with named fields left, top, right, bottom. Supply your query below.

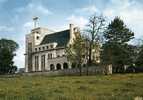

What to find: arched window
left=56, top=63, right=61, bottom=70
left=63, top=63, right=68, bottom=69
left=83, top=64, right=86, bottom=67
left=71, top=63, right=76, bottom=68
left=50, top=64, right=55, bottom=71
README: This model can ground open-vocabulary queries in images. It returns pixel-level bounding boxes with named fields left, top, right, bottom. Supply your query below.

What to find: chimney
left=69, top=24, right=74, bottom=39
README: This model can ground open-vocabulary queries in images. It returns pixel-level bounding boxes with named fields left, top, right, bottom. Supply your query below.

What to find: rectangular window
left=35, top=48, right=37, bottom=52
left=50, top=45, right=53, bottom=48
left=35, top=56, right=39, bottom=71
left=28, top=43, right=32, bottom=71
left=39, top=47, right=41, bottom=51
left=46, top=46, right=49, bottom=49
left=41, top=55, right=45, bottom=71
left=48, top=53, right=52, bottom=59
left=43, top=47, right=45, bottom=50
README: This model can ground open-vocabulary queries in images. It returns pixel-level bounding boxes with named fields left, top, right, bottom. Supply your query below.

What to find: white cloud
left=36, top=5, right=52, bottom=15
left=103, top=0, right=143, bottom=38
left=24, top=21, right=33, bottom=29
left=76, top=5, right=98, bottom=14
left=16, top=3, right=52, bottom=16
left=75, top=5, right=99, bottom=15
left=67, top=15, right=88, bottom=29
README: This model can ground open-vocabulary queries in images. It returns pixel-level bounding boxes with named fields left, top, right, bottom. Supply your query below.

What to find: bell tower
left=25, top=17, right=54, bottom=72
left=33, top=16, right=39, bottom=28
left=25, top=16, right=40, bottom=72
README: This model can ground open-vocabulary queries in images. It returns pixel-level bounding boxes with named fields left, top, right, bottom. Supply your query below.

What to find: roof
left=40, top=29, right=70, bottom=47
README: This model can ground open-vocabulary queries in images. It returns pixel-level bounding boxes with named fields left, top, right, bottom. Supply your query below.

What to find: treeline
left=66, top=14, right=143, bottom=74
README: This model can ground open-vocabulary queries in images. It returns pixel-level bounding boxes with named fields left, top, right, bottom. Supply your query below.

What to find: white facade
left=25, top=24, right=76, bottom=72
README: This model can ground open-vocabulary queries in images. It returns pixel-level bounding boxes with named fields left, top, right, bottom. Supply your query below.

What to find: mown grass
left=0, top=74, right=142, bottom=100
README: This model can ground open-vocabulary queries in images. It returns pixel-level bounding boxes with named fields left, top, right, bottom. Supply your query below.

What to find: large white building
left=25, top=23, right=78, bottom=72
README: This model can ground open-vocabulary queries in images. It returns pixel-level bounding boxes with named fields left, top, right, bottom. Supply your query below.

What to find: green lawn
left=0, top=74, right=142, bottom=100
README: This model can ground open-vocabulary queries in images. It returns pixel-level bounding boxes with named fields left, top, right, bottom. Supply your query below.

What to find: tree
left=101, top=17, right=134, bottom=73
left=0, top=38, right=19, bottom=74
left=85, top=14, right=106, bottom=65
left=66, top=31, right=86, bottom=75
left=135, top=45, right=143, bottom=72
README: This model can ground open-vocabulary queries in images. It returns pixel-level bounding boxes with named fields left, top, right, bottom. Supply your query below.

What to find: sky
left=0, top=0, right=143, bottom=68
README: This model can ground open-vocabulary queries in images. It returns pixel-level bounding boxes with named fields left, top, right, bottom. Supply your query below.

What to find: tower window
left=36, top=36, right=39, bottom=40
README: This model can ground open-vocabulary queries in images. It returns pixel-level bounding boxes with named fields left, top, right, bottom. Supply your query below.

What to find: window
left=42, top=47, right=45, bottom=50
left=35, top=48, right=37, bottom=52
left=39, top=47, right=41, bottom=51
left=35, top=56, right=39, bottom=71
left=28, top=43, right=32, bottom=53
left=50, top=45, right=53, bottom=48
left=46, top=46, right=49, bottom=49
left=71, top=63, right=76, bottom=68
left=28, top=43, right=32, bottom=71
left=41, top=55, right=45, bottom=71
left=48, top=53, right=52, bottom=59
left=36, top=36, right=39, bottom=40
left=50, top=64, right=55, bottom=71
left=63, top=63, right=68, bottom=69
left=56, top=63, right=61, bottom=70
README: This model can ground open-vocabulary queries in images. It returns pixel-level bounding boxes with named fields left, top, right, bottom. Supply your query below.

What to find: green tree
left=66, top=31, right=86, bottom=75
left=0, top=38, right=19, bottom=74
left=135, top=45, right=143, bottom=72
left=85, top=14, right=106, bottom=65
left=101, top=17, right=134, bottom=73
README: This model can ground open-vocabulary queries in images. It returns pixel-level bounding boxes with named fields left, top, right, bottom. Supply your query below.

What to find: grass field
left=0, top=74, right=142, bottom=100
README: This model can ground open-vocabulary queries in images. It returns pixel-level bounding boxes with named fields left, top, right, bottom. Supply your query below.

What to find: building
left=25, top=23, right=78, bottom=72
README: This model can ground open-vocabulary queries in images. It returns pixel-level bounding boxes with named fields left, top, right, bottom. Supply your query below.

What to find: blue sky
left=0, top=0, right=143, bottom=68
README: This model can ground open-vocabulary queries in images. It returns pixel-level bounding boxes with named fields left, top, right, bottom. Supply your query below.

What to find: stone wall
left=22, top=66, right=109, bottom=76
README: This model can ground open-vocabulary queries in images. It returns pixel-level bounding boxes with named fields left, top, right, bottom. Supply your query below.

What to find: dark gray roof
left=40, top=29, right=70, bottom=47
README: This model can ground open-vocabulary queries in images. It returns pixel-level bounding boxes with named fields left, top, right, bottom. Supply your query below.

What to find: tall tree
left=85, top=14, right=106, bottom=65
left=101, top=17, right=134, bottom=73
left=66, top=31, right=86, bottom=75
left=0, top=39, right=18, bottom=74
